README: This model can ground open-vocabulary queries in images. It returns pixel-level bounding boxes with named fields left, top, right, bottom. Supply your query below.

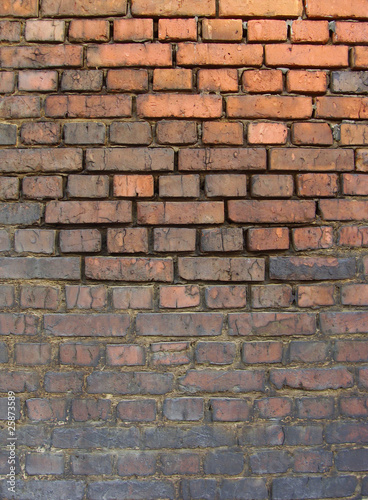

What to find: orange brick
left=202, top=19, right=243, bottom=41
left=153, top=69, right=192, bottom=91
left=352, top=47, right=368, bottom=69
left=247, top=20, right=287, bottom=41
left=341, top=124, right=368, bottom=145
left=338, top=226, right=368, bottom=247
left=137, top=202, right=224, bottom=224
left=160, top=285, right=200, bottom=308
left=0, top=0, right=38, bottom=16
left=248, top=228, right=289, bottom=251
left=227, top=96, right=312, bottom=119
left=131, top=0, right=216, bottom=16
left=305, top=0, right=368, bottom=19
left=291, top=20, right=329, bottom=43
left=114, top=19, right=153, bottom=41
left=113, top=175, right=154, bottom=197
left=69, top=20, right=109, bottom=42
left=198, top=69, right=239, bottom=92
left=107, top=228, right=148, bottom=253
left=156, top=121, right=197, bottom=145
left=292, top=123, right=333, bottom=145
left=41, top=0, right=127, bottom=16
left=293, top=227, right=334, bottom=251
left=333, top=22, right=368, bottom=44
left=159, top=175, right=199, bottom=198
left=316, top=97, right=368, bottom=119
left=242, top=70, right=283, bottom=93
left=158, top=19, right=197, bottom=41
left=297, top=285, right=335, bottom=308
left=202, top=122, right=243, bottom=145
left=45, top=95, right=131, bottom=118
left=286, top=70, right=328, bottom=94
left=219, top=0, right=303, bottom=17
left=205, top=174, right=247, bottom=198
left=266, top=44, right=348, bottom=67
left=177, top=43, right=263, bottom=66
left=87, top=44, right=172, bottom=67
left=137, top=94, right=222, bottom=119
left=297, top=174, right=339, bottom=197
left=343, top=174, right=368, bottom=196
left=107, top=69, right=148, bottom=92
left=248, top=123, right=287, bottom=144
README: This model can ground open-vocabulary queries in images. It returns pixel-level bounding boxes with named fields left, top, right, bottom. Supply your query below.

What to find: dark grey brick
left=0, top=124, right=16, bottom=145
left=88, top=480, right=175, bottom=500
left=272, top=476, right=357, bottom=500
left=331, top=71, right=368, bottom=93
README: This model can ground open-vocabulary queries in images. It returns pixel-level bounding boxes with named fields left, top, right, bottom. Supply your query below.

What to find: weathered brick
left=69, top=20, right=109, bottom=42
left=335, top=341, right=368, bottom=362
left=289, top=341, right=329, bottom=363
left=151, top=342, right=191, bottom=367
left=343, top=173, right=368, bottom=195
left=179, top=148, right=266, bottom=171
left=114, top=175, right=153, bottom=197
left=46, top=201, right=132, bottom=224
left=107, top=69, right=148, bottom=92
left=219, top=0, right=302, bottom=16
left=0, top=313, right=38, bottom=336
left=137, top=201, right=224, bottom=224
left=0, top=285, right=15, bottom=308
left=64, top=123, right=106, bottom=145
left=71, top=454, right=112, bottom=475
left=52, top=427, right=139, bottom=449
left=205, top=451, right=244, bottom=475
left=46, top=95, right=131, bottom=118
left=0, top=148, right=82, bottom=173
left=160, top=285, right=200, bottom=308
left=247, top=227, right=289, bottom=251
left=211, top=398, right=251, bottom=422
left=26, top=399, right=67, bottom=422
left=179, top=369, right=265, bottom=393
left=0, top=124, right=17, bottom=146
left=159, top=175, right=199, bottom=198
left=320, top=311, right=368, bottom=334
left=144, top=424, right=236, bottom=449
left=248, top=20, right=287, bottom=41
left=251, top=175, right=293, bottom=197
left=201, top=228, right=243, bottom=252
left=107, top=228, right=148, bottom=253
left=250, top=450, right=292, bottom=474
left=357, top=149, right=368, bottom=171
left=0, top=257, right=80, bottom=280
left=0, top=21, right=21, bottom=42
left=106, top=344, right=145, bottom=366
left=154, top=228, right=196, bottom=252
left=153, top=68, right=193, bottom=91
left=110, top=122, right=152, bottom=145
left=131, top=0, right=215, bottom=16
left=0, top=72, right=14, bottom=93
left=338, top=226, right=368, bottom=246
left=42, top=0, right=127, bottom=16
left=332, top=71, right=368, bottom=93
left=20, top=285, right=59, bottom=310
left=228, top=96, right=312, bottom=119
left=305, top=0, right=368, bottom=19
left=20, top=122, right=60, bottom=145
left=159, top=19, right=197, bottom=40
left=88, top=480, right=174, bottom=500
left=137, top=94, right=222, bottom=119
left=117, top=452, right=157, bottom=476
left=270, top=368, right=354, bottom=390
left=287, top=70, right=328, bottom=93
left=293, top=450, right=333, bottom=473
left=266, top=44, right=348, bottom=67
left=0, top=96, right=41, bottom=119
left=255, top=397, right=292, bottom=418
left=320, top=199, right=368, bottom=220
left=251, top=285, right=293, bottom=309
left=15, top=229, right=55, bottom=254
left=229, top=200, right=315, bottom=223
left=45, top=314, right=130, bottom=337
left=15, top=343, right=51, bottom=365
left=270, top=148, right=354, bottom=171
left=117, top=400, right=156, bottom=422
left=26, top=453, right=64, bottom=475
left=163, top=398, right=204, bottom=421
left=205, top=174, right=247, bottom=198
left=0, top=371, right=38, bottom=392
left=316, top=96, right=368, bottom=119
left=25, top=19, right=65, bottom=42
left=341, top=124, right=368, bottom=145
left=114, top=18, right=153, bottom=41
left=44, top=371, right=83, bottom=393
left=243, top=70, right=283, bottom=93
left=87, top=44, right=171, bottom=68
left=86, top=147, right=174, bottom=172
left=67, top=175, right=109, bottom=197
left=156, top=121, right=197, bottom=145
left=333, top=22, right=368, bottom=43
left=71, top=399, right=110, bottom=421
left=0, top=0, right=38, bottom=16
left=87, top=371, right=173, bottom=395
left=112, top=287, right=153, bottom=309
left=248, top=123, right=287, bottom=144
left=272, top=476, right=357, bottom=500
left=341, top=284, right=368, bottom=306
left=297, top=173, right=338, bottom=197
left=270, top=256, right=356, bottom=280
left=179, top=257, right=265, bottom=281
left=202, top=19, right=242, bottom=41
left=291, top=20, right=330, bottom=43
left=136, top=313, right=223, bottom=336
left=0, top=177, right=18, bottom=199
left=230, top=312, right=316, bottom=336
left=292, top=122, right=333, bottom=145
left=297, top=284, right=335, bottom=307
left=196, top=342, right=236, bottom=365
left=60, top=343, right=102, bottom=366
left=86, top=257, right=173, bottom=282
left=292, top=227, right=334, bottom=250
left=0, top=480, right=85, bottom=500
left=205, top=286, right=247, bottom=309
left=0, top=46, right=82, bottom=69
left=198, top=69, right=239, bottom=92
left=60, top=229, right=101, bottom=253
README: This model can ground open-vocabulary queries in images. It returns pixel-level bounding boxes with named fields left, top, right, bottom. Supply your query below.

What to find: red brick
left=289, top=341, right=329, bottom=363
left=202, top=19, right=242, bottom=41
left=305, top=0, right=368, bottom=19
left=153, top=69, right=192, bottom=91
left=107, top=69, right=148, bottom=92
left=291, top=20, right=329, bottom=43
left=333, top=22, right=368, bottom=43
left=178, top=369, right=265, bottom=393
left=0, top=0, right=38, bottom=16
left=112, top=287, right=153, bottom=309
left=0, top=46, right=82, bottom=69
left=85, top=257, right=173, bottom=282
left=71, top=399, right=110, bottom=421
left=316, top=96, right=368, bottom=119
left=20, top=123, right=60, bottom=145
left=46, top=201, right=132, bottom=224
left=335, top=341, right=368, bottom=362
left=65, top=285, right=107, bottom=310
left=251, top=285, right=293, bottom=309
left=0, top=371, right=39, bottom=392
left=117, top=400, right=156, bottom=422
left=196, top=342, right=236, bottom=365
left=341, top=284, right=368, bottom=306
left=45, top=314, right=130, bottom=339
left=343, top=174, right=368, bottom=195
left=106, top=345, right=145, bottom=366
left=0, top=72, right=14, bottom=93
left=15, top=343, right=51, bottom=365
left=41, top=0, right=127, bottom=16
left=205, top=174, right=247, bottom=197
left=27, top=398, right=67, bottom=421
left=287, top=70, right=328, bottom=93
left=110, top=122, right=152, bottom=145
left=201, top=228, right=243, bottom=252
left=86, top=148, right=174, bottom=172
left=320, top=199, right=368, bottom=220
left=227, top=96, right=312, bottom=119
left=179, top=257, right=265, bottom=281
left=219, top=0, right=302, bottom=17
left=270, top=148, right=353, bottom=171
left=0, top=178, right=18, bottom=200
left=113, top=175, right=154, bottom=197
left=341, top=124, right=368, bottom=145
left=251, top=175, right=293, bottom=197
left=160, top=285, right=200, bottom=308
left=159, top=175, right=199, bottom=198
left=107, top=228, right=148, bottom=253
left=131, top=0, right=215, bottom=16
left=161, top=452, right=201, bottom=474
left=87, top=371, right=173, bottom=395
left=243, top=69, right=283, bottom=93
left=340, top=397, right=368, bottom=417
left=156, top=121, right=197, bottom=145
left=137, top=94, right=222, bottom=119
left=20, top=285, right=59, bottom=310
left=15, top=229, right=55, bottom=254
left=177, top=43, right=263, bottom=66
left=338, top=226, right=368, bottom=247
left=198, top=69, right=239, bottom=92
left=0, top=96, right=40, bottom=119
left=23, top=177, right=63, bottom=200
left=45, top=95, right=131, bottom=118
left=243, top=342, right=283, bottom=364
left=321, top=312, right=368, bottom=334
left=154, top=228, right=196, bottom=252
left=87, top=44, right=171, bottom=67
left=137, top=201, right=224, bottom=224
left=44, top=371, right=83, bottom=393
left=248, top=123, right=287, bottom=144
left=205, top=286, right=247, bottom=309
left=151, top=342, right=191, bottom=367
left=271, top=368, right=353, bottom=390
left=114, top=18, right=153, bottom=41
left=60, top=229, right=101, bottom=253
left=292, top=123, right=333, bottom=145
left=69, top=20, right=109, bottom=42
left=255, top=398, right=292, bottom=418
left=179, top=148, right=266, bottom=171
left=248, top=227, right=289, bottom=251
left=292, top=227, right=334, bottom=250
left=25, top=19, right=65, bottom=42
left=230, top=312, right=316, bottom=336
left=266, top=44, right=348, bottom=67
left=357, top=150, right=368, bottom=172
left=202, top=122, right=243, bottom=145
left=0, top=21, right=21, bottom=42
left=159, top=19, right=197, bottom=40
left=136, top=313, right=223, bottom=337
left=229, top=200, right=315, bottom=223
left=211, top=399, right=251, bottom=421
left=247, top=20, right=287, bottom=41
left=352, top=47, right=368, bottom=69
left=117, top=452, right=157, bottom=476
left=60, top=343, right=101, bottom=366
left=67, top=175, right=109, bottom=198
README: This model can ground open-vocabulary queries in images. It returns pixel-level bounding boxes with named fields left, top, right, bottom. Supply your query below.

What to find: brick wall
left=0, top=0, right=368, bottom=498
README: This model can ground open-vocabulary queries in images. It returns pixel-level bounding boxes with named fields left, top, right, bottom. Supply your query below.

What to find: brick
left=196, top=342, right=236, bottom=365
left=159, top=175, right=199, bottom=197
left=106, top=344, right=145, bottom=366
left=85, top=257, right=173, bottom=281
left=211, top=399, right=251, bottom=421
left=178, top=257, right=265, bottom=281
left=205, top=286, right=247, bottom=309
left=71, top=399, right=110, bottom=421
left=137, top=201, right=224, bottom=224
left=107, top=228, right=148, bottom=253
left=25, top=19, right=65, bottom=42
left=161, top=452, right=201, bottom=475
left=248, top=227, right=289, bottom=251
left=343, top=173, right=368, bottom=195
left=251, top=175, right=293, bottom=197
left=316, top=96, right=368, bottom=119
left=203, top=122, right=243, bottom=145
left=340, top=397, right=368, bottom=417
left=151, top=342, right=191, bottom=367
left=243, top=70, right=283, bottom=93
left=178, top=369, right=265, bottom=393
left=137, top=94, right=221, bottom=119
left=112, top=287, right=153, bottom=309
left=287, top=70, right=328, bottom=93
left=247, top=20, right=287, bottom=41
left=71, top=454, right=112, bottom=475
left=160, top=285, right=200, bottom=308
left=305, top=0, right=368, bottom=19
left=163, top=398, right=204, bottom=421
left=336, top=449, right=368, bottom=471
left=271, top=368, right=353, bottom=390
left=131, top=0, right=215, bottom=16
left=107, top=69, right=148, bottom=92
left=0, top=0, right=38, bottom=16
left=0, top=46, right=82, bottom=69
left=292, top=227, right=334, bottom=250
left=177, top=43, right=262, bottom=66
left=230, top=312, right=316, bottom=337
left=338, top=226, right=368, bottom=246
left=60, top=229, right=101, bottom=253
left=0, top=21, right=21, bottom=42
left=320, top=199, right=368, bottom=220
left=251, top=285, right=293, bottom=309
left=270, top=148, right=354, bottom=171
left=266, top=44, right=348, bottom=67
left=61, top=70, right=103, bottom=92
left=0, top=124, right=16, bottom=146
left=143, top=425, right=236, bottom=449
left=27, top=399, right=67, bottom=422
left=15, top=229, right=55, bottom=254
left=46, top=95, right=131, bottom=118
left=87, top=44, right=171, bottom=68
left=87, top=371, right=173, bottom=395
left=289, top=341, right=329, bottom=363
left=0, top=257, right=80, bottom=280
left=42, top=0, right=127, bottom=16
left=179, top=148, right=266, bottom=171
left=157, top=121, right=197, bottom=145
left=292, top=122, right=332, bottom=145
left=198, top=69, right=239, bottom=92
left=229, top=200, right=315, bottom=223
left=20, top=285, right=59, bottom=310
left=293, top=450, right=333, bottom=473
left=0, top=148, right=82, bottom=173
left=0, top=314, right=39, bottom=335
left=88, top=481, right=174, bottom=500
left=335, top=341, right=368, bottom=362
left=60, top=343, right=101, bottom=366
left=270, top=256, right=355, bottom=280
left=44, top=372, right=83, bottom=393
left=201, top=228, right=243, bottom=252
left=0, top=177, right=18, bottom=199
left=291, top=20, right=329, bottom=43
left=0, top=96, right=40, bottom=119
left=297, top=173, right=338, bottom=197
left=65, top=285, right=106, bottom=310
left=218, top=479, right=268, bottom=500
left=357, top=149, right=368, bottom=171
left=250, top=450, right=291, bottom=474
left=0, top=72, right=15, bottom=93
left=114, top=18, right=153, bottom=41
left=110, top=122, right=152, bottom=145
left=26, top=453, right=64, bottom=475
left=117, top=451, right=157, bottom=475
left=341, top=124, right=368, bottom=145
left=0, top=203, right=42, bottom=225
left=21, top=122, right=60, bottom=145
left=46, top=201, right=132, bottom=224
left=1, top=480, right=84, bottom=500
left=52, top=427, right=139, bottom=448
left=272, top=477, right=357, bottom=500
left=255, top=397, right=292, bottom=418
left=0, top=230, right=10, bottom=252
left=136, top=313, right=223, bottom=336
left=341, top=284, right=368, bottom=305
left=204, top=451, right=244, bottom=475
left=114, top=175, right=154, bottom=197
left=45, top=314, right=130, bottom=337
left=0, top=371, right=38, bottom=392
left=334, top=22, right=368, bottom=43
left=15, top=343, right=51, bottom=365
left=159, top=19, right=197, bottom=41
left=154, top=228, right=196, bottom=252
left=205, top=174, right=247, bottom=197
left=86, top=147, right=174, bottom=172
left=320, top=311, right=368, bottom=334
left=297, top=284, right=335, bottom=307
left=227, top=96, right=312, bottom=119
left=219, top=0, right=302, bottom=16
left=0, top=285, right=15, bottom=308
left=69, top=20, right=109, bottom=42
left=202, top=19, right=242, bottom=41
left=332, top=71, right=368, bottom=93
left=67, top=175, right=109, bottom=197
left=248, top=123, right=287, bottom=144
